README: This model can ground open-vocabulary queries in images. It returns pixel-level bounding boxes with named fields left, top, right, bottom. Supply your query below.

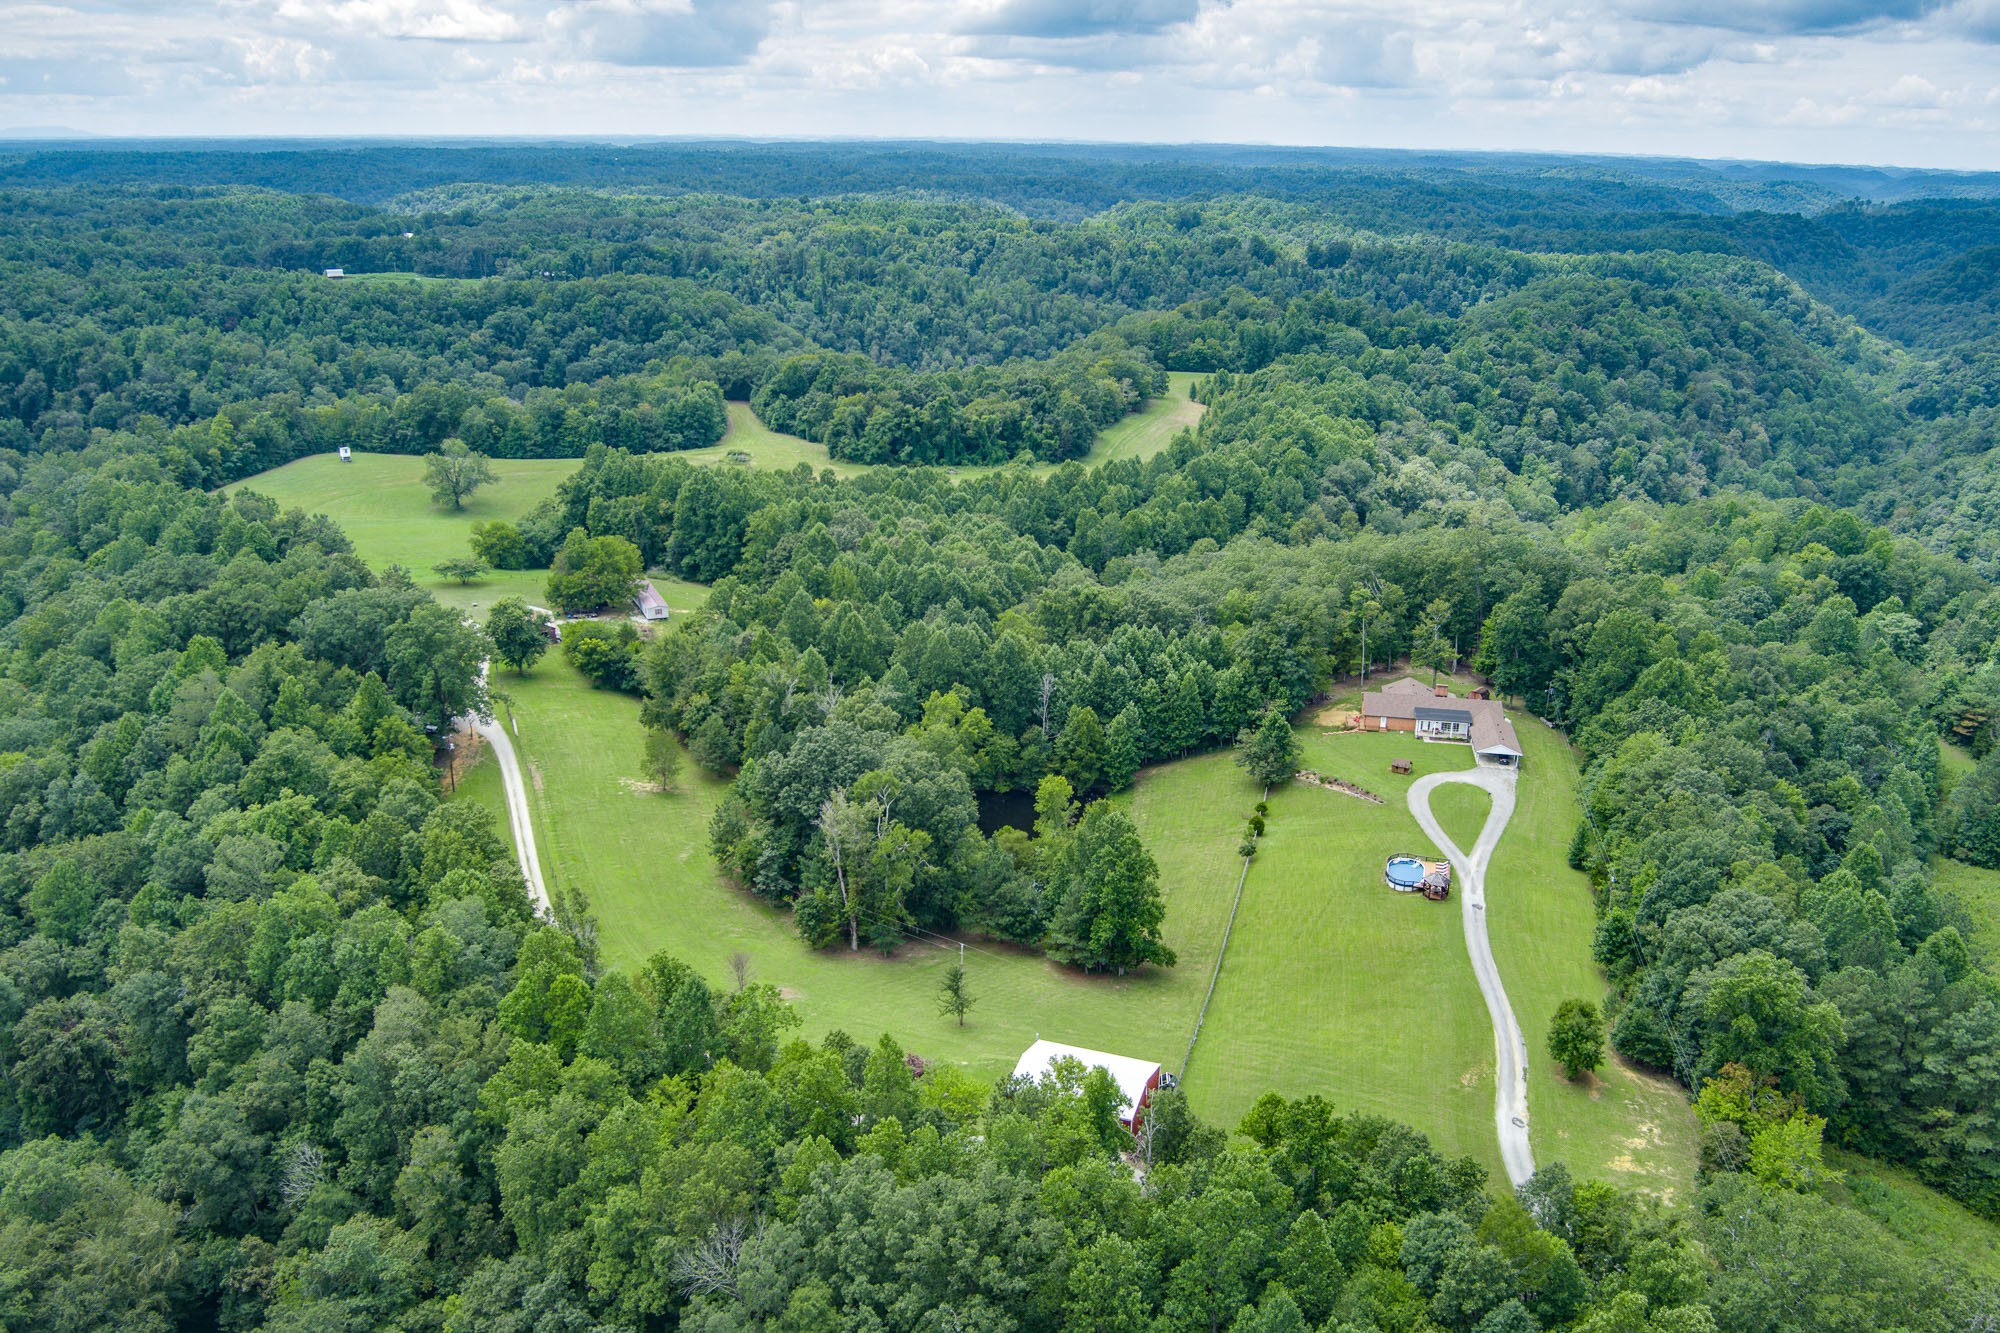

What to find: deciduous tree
left=423, top=438, right=497, bottom=510
left=1548, top=998, right=1606, bottom=1080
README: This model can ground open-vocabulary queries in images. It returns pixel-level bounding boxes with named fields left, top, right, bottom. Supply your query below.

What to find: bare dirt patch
left=443, top=727, right=486, bottom=785
left=529, top=763, right=544, bottom=793
left=777, top=987, right=803, bottom=1000
left=618, top=777, right=666, bottom=795
left=1314, top=704, right=1357, bottom=727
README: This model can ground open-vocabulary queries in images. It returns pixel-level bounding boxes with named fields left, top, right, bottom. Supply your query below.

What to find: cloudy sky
left=2, top=0, right=1996, bottom=168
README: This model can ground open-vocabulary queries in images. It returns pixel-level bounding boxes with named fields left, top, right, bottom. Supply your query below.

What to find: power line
left=847, top=903, right=1014, bottom=961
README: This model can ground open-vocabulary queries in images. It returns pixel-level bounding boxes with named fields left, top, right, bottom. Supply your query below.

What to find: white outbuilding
left=1012, top=1039, right=1163, bottom=1131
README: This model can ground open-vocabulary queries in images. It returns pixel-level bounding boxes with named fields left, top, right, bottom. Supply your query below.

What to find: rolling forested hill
left=0, top=143, right=1998, bottom=1330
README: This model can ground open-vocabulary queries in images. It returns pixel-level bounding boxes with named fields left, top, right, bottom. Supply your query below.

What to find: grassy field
left=1190, top=725, right=1506, bottom=1172
left=474, top=663, right=1698, bottom=1189
left=1085, top=372, right=1206, bottom=466
left=1196, top=681, right=1695, bottom=1194
left=230, top=452, right=574, bottom=613
left=672, top=404, right=876, bottom=478
left=232, top=447, right=1692, bottom=1188
left=1933, top=858, right=2000, bottom=963
left=1932, top=741, right=2000, bottom=966
left=487, top=652, right=1248, bottom=1083
left=1483, top=718, right=1698, bottom=1200
left=674, top=378, right=1206, bottom=481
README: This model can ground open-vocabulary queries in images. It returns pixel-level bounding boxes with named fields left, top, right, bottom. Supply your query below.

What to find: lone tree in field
left=423, top=438, right=497, bottom=510
left=643, top=725, right=684, bottom=793
left=434, top=556, right=487, bottom=585
left=1237, top=707, right=1301, bottom=787
left=937, top=960, right=975, bottom=1027
left=1548, top=998, right=1606, bottom=1080
left=486, top=597, right=550, bottom=676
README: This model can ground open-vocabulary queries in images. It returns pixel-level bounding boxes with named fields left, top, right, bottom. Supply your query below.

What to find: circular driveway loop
left=1407, top=766, right=1535, bottom=1187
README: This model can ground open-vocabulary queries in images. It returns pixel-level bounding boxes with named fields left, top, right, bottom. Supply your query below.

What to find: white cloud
left=548, top=0, right=773, bottom=67
left=271, top=0, right=523, bottom=42
left=0, top=0, right=1993, bottom=166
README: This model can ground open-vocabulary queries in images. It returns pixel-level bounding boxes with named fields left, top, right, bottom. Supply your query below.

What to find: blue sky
left=2, top=1, right=1995, bottom=168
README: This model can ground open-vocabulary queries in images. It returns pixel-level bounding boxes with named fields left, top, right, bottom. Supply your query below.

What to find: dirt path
left=467, top=646, right=551, bottom=920
left=1408, top=766, right=1535, bottom=1187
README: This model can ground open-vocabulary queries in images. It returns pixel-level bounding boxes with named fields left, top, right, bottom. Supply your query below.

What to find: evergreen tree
left=1055, top=705, right=1107, bottom=792
left=1102, top=705, right=1145, bottom=792
left=1047, top=803, right=1176, bottom=974
left=1161, top=670, right=1205, bottom=755
left=936, top=961, right=974, bottom=1027
left=1237, top=708, right=1301, bottom=787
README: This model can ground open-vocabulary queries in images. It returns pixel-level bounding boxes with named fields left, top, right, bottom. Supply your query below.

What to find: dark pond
left=976, top=788, right=1038, bottom=836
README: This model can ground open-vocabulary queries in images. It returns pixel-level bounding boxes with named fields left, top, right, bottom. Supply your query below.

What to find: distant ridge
left=0, top=126, right=101, bottom=140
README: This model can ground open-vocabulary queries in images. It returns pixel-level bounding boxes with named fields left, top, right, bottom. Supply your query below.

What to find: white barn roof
left=1012, top=1040, right=1160, bottom=1115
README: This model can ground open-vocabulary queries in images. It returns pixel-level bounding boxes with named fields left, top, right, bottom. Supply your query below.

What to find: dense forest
left=2, top=143, right=2000, bottom=1329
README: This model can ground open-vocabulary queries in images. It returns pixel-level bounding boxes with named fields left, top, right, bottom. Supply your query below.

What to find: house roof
left=1012, top=1040, right=1160, bottom=1116
left=1471, top=712, right=1522, bottom=756
left=1362, top=681, right=1522, bottom=757
left=633, top=580, right=668, bottom=615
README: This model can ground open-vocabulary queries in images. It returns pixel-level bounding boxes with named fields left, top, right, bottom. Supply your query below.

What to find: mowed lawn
left=672, top=403, right=875, bottom=478
left=1190, top=693, right=1696, bottom=1196
left=230, top=452, right=575, bottom=613
left=1086, top=372, right=1206, bottom=466
left=1429, top=783, right=1491, bottom=855
left=1484, top=717, right=1698, bottom=1199
left=486, top=652, right=1250, bottom=1083
left=1190, top=727, right=1503, bottom=1172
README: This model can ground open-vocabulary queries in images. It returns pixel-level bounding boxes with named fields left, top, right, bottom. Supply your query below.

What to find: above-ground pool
left=1385, top=856, right=1428, bottom=889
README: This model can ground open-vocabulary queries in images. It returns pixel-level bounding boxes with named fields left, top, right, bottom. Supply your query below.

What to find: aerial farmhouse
left=1359, top=677, right=1523, bottom=768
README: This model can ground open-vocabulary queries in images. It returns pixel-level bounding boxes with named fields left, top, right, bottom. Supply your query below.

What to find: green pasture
left=232, top=450, right=1693, bottom=1190
left=231, top=380, right=1205, bottom=587
left=1826, top=1149, right=2000, bottom=1286
left=1191, top=684, right=1696, bottom=1195
left=672, top=404, right=875, bottom=478
left=230, top=452, right=574, bottom=613
left=677, top=377, right=1205, bottom=480
left=484, top=652, right=1247, bottom=1085
left=1932, top=857, right=2000, bottom=965
left=1190, top=726, right=1505, bottom=1175
left=1087, top=372, right=1205, bottom=465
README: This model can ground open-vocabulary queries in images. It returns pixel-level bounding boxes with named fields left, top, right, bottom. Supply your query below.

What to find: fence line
left=1178, top=783, right=1268, bottom=1082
